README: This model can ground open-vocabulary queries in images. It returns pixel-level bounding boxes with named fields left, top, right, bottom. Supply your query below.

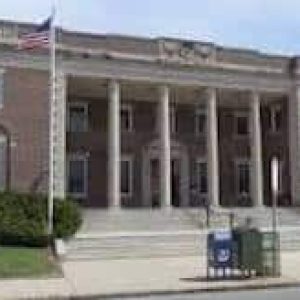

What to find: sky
left=1, top=0, right=300, bottom=55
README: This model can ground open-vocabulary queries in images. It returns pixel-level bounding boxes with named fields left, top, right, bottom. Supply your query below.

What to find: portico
left=19, top=29, right=296, bottom=209
left=0, top=18, right=298, bottom=209
left=63, top=76, right=290, bottom=209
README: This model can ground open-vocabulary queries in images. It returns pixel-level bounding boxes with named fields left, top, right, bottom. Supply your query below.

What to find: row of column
left=107, top=80, right=264, bottom=209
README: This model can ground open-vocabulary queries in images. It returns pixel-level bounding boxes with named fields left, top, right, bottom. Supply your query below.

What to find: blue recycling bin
left=207, top=230, right=235, bottom=278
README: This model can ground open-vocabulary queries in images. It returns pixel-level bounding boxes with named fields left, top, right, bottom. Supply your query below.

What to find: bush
left=0, top=192, right=82, bottom=246
left=53, top=197, right=82, bottom=239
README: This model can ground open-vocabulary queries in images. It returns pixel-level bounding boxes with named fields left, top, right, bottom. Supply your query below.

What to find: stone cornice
left=0, top=38, right=287, bottom=75
left=0, top=47, right=291, bottom=93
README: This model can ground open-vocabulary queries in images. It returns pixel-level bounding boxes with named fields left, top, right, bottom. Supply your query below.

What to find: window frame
left=67, top=153, right=88, bottom=199
left=121, top=155, right=133, bottom=198
left=120, top=104, right=133, bottom=132
left=269, top=104, right=282, bottom=134
left=195, top=158, right=208, bottom=196
left=277, top=158, right=284, bottom=194
left=67, top=102, right=89, bottom=133
left=234, top=111, right=249, bottom=138
left=235, top=159, right=251, bottom=197
left=195, top=108, right=206, bottom=136
left=170, top=104, right=177, bottom=134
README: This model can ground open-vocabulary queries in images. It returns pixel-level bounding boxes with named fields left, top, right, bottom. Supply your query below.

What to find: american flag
left=18, top=16, right=52, bottom=50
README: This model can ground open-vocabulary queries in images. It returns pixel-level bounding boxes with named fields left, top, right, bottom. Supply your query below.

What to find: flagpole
left=48, top=7, right=56, bottom=236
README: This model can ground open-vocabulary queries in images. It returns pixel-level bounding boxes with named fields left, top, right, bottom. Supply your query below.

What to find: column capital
left=250, top=90, right=260, bottom=101
left=159, top=84, right=170, bottom=98
left=108, top=79, right=120, bottom=92
left=204, top=87, right=217, bottom=98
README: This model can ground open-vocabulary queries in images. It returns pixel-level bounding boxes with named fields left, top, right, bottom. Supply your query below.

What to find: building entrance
left=149, top=158, right=181, bottom=207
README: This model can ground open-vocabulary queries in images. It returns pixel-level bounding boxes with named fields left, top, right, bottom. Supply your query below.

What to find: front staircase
left=65, top=207, right=300, bottom=261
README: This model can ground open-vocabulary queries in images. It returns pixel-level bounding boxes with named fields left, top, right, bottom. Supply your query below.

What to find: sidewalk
left=0, top=252, right=300, bottom=299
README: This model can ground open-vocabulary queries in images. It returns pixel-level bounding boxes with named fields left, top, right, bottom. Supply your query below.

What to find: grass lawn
left=0, top=247, right=61, bottom=278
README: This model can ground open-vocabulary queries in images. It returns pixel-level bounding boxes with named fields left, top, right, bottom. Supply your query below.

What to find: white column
left=159, top=85, right=171, bottom=208
left=206, top=88, right=219, bottom=207
left=53, top=70, right=66, bottom=199
left=108, top=80, right=121, bottom=209
left=250, top=91, right=264, bottom=207
left=289, top=85, right=300, bottom=206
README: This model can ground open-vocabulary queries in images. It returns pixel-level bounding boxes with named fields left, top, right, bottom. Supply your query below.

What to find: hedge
left=0, top=192, right=82, bottom=247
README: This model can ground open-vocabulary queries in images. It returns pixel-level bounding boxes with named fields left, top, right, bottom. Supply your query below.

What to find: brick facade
left=0, top=20, right=297, bottom=208
left=0, top=68, right=49, bottom=193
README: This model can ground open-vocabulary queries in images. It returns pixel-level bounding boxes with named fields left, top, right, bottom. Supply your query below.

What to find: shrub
left=53, top=197, right=82, bottom=239
left=0, top=192, right=82, bottom=246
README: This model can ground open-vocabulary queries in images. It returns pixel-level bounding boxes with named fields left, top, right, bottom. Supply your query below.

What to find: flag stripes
left=18, top=32, right=50, bottom=49
left=18, top=17, right=52, bottom=50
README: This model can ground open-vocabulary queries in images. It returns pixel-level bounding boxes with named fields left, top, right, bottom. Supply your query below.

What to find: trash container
left=233, top=228, right=261, bottom=274
left=256, top=231, right=280, bottom=277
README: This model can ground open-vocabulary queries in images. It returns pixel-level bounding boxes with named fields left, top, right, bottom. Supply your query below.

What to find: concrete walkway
left=0, top=252, right=300, bottom=299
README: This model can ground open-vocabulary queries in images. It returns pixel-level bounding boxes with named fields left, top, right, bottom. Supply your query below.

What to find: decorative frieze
left=158, top=39, right=216, bottom=65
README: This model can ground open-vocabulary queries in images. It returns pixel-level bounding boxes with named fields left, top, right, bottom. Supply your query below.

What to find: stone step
left=66, top=233, right=203, bottom=260
left=79, top=210, right=232, bottom=233
left=67, top=208, right=300, bottom=260
left=65, top=227, right=300, bottom=261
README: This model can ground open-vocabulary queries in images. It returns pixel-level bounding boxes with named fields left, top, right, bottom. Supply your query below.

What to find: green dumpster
left=233, top=228, right=261, bottom=274
left=256, top=231, right=280, bottom=277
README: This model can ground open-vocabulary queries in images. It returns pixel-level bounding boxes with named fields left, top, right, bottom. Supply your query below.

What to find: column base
left=252, top=203, right=266, bottom=211
left=108, top=205, right=122, bottom=214
left=209, top=204, right=220, bottom=213
left=158, top=204, right=172, bottom=216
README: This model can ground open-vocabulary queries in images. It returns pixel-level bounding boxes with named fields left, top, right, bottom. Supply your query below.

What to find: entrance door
left=171, top=159, right=181, bottom=207
left=150, top=159, right=160, bottom=207
left=149, top=158, right=181, bottom=207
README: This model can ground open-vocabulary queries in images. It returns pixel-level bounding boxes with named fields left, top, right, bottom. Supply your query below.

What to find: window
left=0, top=135, right=7, bottom=190
left=121, top=156, right=133, bottom=196
left=235, top=112, right=249, bottom=136
left=67, top=154, right=88, bottom=198
left=170, top=105, right=177, bottom=133
left=120, top=104, right=133, bottom=131
left=236, top=160, right=250, bottom=196
left=277, top=159, right=284, bottom=193
left=195, top=109, right=206, bottom=135
left=196, top=160, right=208, bottom=195
left=68, top=102, right=88, bottom=132
left=0, top=70, right=4, bottom=109
left=269, top=105, right=282, bottom=133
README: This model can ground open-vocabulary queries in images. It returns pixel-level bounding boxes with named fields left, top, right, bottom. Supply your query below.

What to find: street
left=112, top=287, right=300, bottom=299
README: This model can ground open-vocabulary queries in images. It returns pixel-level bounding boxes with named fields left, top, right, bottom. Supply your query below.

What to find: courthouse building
left=0, top=19, right=300, bottom=210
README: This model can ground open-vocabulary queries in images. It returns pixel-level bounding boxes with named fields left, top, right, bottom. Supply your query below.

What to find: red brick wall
left=0, top=68, right=49, bottom=193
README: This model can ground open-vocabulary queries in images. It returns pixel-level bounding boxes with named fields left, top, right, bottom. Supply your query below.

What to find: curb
left=26, top=279, right=300, bottom=300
